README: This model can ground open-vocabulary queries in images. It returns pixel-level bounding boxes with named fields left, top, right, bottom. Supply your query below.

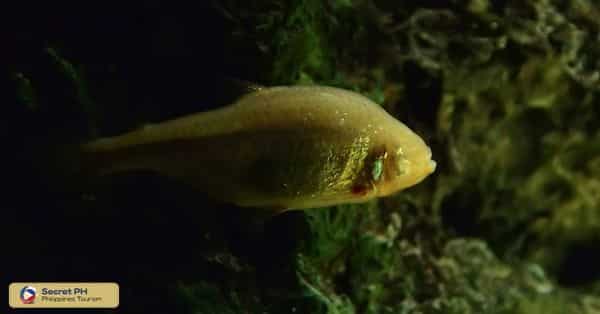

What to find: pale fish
left=81, top=85, right=436, bottom=211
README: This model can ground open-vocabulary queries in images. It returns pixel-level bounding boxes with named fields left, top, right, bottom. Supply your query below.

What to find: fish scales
left=80, top=86, right=436, bottom=210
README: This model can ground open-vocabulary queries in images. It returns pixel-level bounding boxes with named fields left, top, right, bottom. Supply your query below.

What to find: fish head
left=360, top=124, right=436, bottom=198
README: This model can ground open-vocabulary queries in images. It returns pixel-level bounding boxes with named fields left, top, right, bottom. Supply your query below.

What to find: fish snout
left=417, top=147, right=436, bottom=181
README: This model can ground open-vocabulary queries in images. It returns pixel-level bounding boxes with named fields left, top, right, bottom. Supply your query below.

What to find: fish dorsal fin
left=226, top=77, right=265, bottom=93
left=217, top=76, right=266, bottom=105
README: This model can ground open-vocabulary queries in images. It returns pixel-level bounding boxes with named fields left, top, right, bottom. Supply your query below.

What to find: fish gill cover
left=5, top=0, right=600, bottom=313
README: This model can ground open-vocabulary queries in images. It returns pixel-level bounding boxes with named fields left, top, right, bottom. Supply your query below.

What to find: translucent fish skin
left=82, top=86, right=436, bottom=210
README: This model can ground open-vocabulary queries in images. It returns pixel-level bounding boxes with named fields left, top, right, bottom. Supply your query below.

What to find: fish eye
left=371, top=151, right=388, bottom=181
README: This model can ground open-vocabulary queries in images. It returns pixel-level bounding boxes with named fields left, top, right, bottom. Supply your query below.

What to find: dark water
left=4, top=2, right=310, bottom=313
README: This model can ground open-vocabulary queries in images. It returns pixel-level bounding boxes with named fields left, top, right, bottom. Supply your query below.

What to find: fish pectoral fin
left=265, top=205, right=293, bottom=215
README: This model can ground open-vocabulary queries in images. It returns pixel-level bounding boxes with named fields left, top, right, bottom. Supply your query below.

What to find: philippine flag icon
left=20, top=286, right=36, bottom=304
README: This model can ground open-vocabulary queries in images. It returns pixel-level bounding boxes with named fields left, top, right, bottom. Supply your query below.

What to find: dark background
left=4, top=2, right=307, bottom=313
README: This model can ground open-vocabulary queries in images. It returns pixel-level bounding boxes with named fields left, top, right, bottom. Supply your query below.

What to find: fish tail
left=79, top=136, right=147, bottom=176
left=16, top=140, right=86, bottom=195
left=41, top=138, right=124, bottom=186
left=44, top=142, right=94, bottom=190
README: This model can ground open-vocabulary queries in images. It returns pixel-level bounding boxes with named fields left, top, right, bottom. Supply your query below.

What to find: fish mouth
left=423, top=146, right=436, bottom=175
left=427, top=159, right=437, bottom=174
left=411, top=157, right=436, bottom=186
left=412, top=160, right=435, bottom=184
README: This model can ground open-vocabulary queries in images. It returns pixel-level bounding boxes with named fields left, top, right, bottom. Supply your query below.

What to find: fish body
left=82, top=86, right=436, bottom=210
